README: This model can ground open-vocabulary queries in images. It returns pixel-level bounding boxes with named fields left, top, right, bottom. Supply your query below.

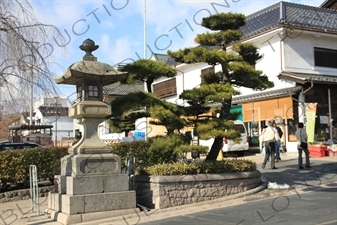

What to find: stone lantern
left=46, top=39, right=136, bottom=225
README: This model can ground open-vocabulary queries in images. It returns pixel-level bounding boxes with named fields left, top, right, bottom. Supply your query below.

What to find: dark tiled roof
left=279, top=71, right=337, bottom=84
left=38, top=106, right=68, bottom=117
left=103, top=81, right=144, bottom=96
left=241, top=1, right=337, bottom=39
left=152, top=53, right=178, bottom=66
left=232, top=86, right=302, bottom=104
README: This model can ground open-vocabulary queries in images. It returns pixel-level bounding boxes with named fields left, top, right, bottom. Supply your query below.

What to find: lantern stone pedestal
left=45, top=39, right=136, bottom=225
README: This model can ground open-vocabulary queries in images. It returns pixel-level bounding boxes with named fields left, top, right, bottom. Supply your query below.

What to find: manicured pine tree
left=168, top=13, right=274, bottom=161
left=119, top=59, right=176, bottom=93
left=110, top=59, right=179, bottom=135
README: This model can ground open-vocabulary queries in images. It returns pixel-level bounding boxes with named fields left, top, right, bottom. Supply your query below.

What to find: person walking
left=295, top=122, right=311, bottom=169
left=273, top=121, right=283, bottom=162
left=260, top=120, right=280, bottom=169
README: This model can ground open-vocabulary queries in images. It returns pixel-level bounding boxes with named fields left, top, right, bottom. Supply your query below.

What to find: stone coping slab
left=134, top=170, right=261, bottom=183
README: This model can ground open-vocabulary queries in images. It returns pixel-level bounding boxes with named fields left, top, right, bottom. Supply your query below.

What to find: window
left=314, top=47, right=337, bottom=68
left=153, top=78, right=177, bottom=98
left=287, top=119, right=297, bottom=142
left=88, top=85, right=99, bottom=97
left=77, top=85, right=82, bottom=98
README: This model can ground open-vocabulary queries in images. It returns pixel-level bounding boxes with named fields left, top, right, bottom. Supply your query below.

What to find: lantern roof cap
left=54, top=39, right=127, bottom=85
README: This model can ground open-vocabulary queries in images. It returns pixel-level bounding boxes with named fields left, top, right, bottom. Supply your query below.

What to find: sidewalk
left=0, top=151, right=336, bottom=225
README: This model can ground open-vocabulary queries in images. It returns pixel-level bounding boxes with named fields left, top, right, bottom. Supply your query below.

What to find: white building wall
left=98, top=120, right=125, bottom=140
left=284, top=32, right=337, bottom=75
left=236, top=29, right=294, bottom=96
left=52, top=117, right=73, bottom=140
left=232, top=30, right=337, bottom=98
left=34, top=110, right=73, bottom=141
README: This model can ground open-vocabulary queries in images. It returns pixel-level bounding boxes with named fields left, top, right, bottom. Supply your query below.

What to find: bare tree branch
left=0, top=0, right=67, bottom=114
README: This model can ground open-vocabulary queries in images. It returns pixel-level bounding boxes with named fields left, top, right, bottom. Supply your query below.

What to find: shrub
left=110, top=141, right=150, bottom=168
left=0, top=147, right=68, bottom=187
left=174, top=145, right=209, bottom=159
left=146, top=135, right=188, bottom=165
left=110, top=134, right=194, bottom=168
left=137, top=159, right=256, bottom=175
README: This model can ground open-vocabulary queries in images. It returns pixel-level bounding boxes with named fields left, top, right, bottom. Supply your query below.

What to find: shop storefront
left=242, top=96, right=296, bottom=149
left=234, top=73, right=337, bottom=153
left=304, top=85, right=337, bottom=144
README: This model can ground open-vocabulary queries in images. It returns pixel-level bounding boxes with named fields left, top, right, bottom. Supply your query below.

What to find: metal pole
left=29, top=43, right=33, bottom=126
left=55, top=97, right=58, bottom=146
left=144, top=0, right=147, bottom=59
left=144, top=0, right=148, bottom=141
left=328, top=88, right=333, bottom=143
left=29, top=165, right=40, bottom=215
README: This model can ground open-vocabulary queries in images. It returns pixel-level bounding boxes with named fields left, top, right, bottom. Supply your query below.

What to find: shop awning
left=278, top=71, right=337, bottom=84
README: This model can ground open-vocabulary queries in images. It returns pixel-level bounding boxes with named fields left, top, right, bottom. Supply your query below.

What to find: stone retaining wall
left=0, top=186, right=54, bottom=203
left=134, top=170, right=261, bottom=209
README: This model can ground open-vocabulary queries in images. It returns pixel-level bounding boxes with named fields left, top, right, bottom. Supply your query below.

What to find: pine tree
left=110, top=59, right=180, bottom=135
left=120, top=59, right=176, bottom=93
left=168, top=13, right=274, bottom=161
left=109, top=91, right=185, bottom=136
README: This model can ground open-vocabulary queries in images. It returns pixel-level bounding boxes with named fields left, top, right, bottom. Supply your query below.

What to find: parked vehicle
left=222, top=120, right=249, bottom=156
left=199, top=120, right=249, bottom=157
left=0, top=142, right=43, bottom=151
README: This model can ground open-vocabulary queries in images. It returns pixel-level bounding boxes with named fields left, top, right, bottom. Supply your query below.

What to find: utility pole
left=28, top=41, right=39, bottom=126
left=54, top=97, right=59, bottom=146
left=144, top=0, right=147, bottom=59
left=29, top=43, right=34, bottom=126
left=144, top=0, right=148, bottom=141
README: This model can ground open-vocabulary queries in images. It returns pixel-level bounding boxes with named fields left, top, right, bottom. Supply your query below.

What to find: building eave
left=279, top=71, right=337, bottom=84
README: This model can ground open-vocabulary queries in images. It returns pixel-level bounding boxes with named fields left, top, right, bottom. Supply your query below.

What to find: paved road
left=137, top=183, right=337, bottom=225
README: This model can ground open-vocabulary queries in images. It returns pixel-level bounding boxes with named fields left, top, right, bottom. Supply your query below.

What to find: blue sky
left=30, top=0, right=323, bottom=100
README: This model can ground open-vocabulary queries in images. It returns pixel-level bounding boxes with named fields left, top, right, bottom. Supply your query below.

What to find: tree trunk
left=146, top=78, right=154, bottom=93
left=205, top=137, right=223, bottom=161
left=205, top=96, right=232, bottom=161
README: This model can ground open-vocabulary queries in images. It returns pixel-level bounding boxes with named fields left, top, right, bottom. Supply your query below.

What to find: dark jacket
left=275, top=126, right=283, bottom=138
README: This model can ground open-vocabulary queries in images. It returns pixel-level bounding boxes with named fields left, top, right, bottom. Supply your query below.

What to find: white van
left=199, top=120, right=249, bottom=156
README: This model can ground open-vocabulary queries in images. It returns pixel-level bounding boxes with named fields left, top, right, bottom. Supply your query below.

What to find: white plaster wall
left=98, top=120, right=125, bottom=140
left=236, top=31, right=294, bottom=96
left=284, top=33, right=337, bottom=75
left=35, top=113, right=73, bottom=141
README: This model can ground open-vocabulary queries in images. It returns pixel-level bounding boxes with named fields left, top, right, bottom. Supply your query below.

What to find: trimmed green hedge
left=110, top=139, right=209, bottom=168
left=0, top=147, right=68, bottom=187
left=138, top=159, right=257, bottom=175
left=110, top=141, right=150, bottom=168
